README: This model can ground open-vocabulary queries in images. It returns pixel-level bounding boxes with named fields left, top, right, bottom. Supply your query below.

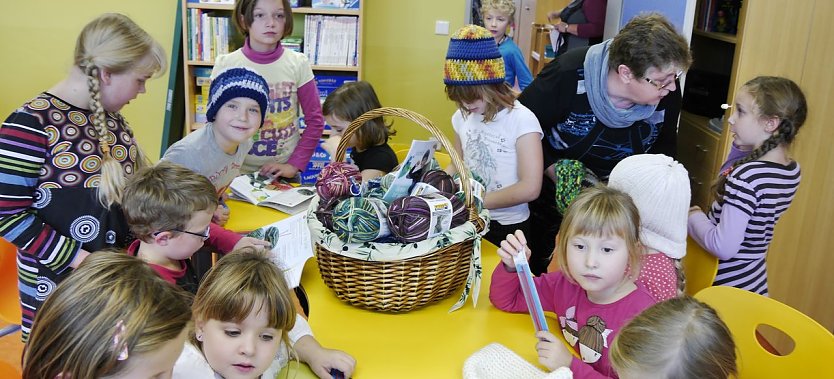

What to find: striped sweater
left=0, top=93, right=137, bottom=340
left=688, top=144, right=801, bottom=295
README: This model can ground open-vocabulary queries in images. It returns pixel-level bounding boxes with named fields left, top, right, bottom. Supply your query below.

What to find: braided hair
left=713, top=76, right=807, bottom=203
left=74, top=13, right=166, bottom=207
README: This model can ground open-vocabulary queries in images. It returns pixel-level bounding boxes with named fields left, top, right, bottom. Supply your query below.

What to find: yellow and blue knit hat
left=444, top=25, right=505, bottom=85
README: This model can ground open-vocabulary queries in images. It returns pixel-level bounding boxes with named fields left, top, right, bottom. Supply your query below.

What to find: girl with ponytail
left=0, top=13, right=166, bottom=341
left=688, top=76, right=807, bottom=296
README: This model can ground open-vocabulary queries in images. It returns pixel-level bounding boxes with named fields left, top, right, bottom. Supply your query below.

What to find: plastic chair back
left=695, top=286, right=834, bottom=377
left=0, top=238, right=21, bottom=325
left=682, top=236, right=718, bottom=296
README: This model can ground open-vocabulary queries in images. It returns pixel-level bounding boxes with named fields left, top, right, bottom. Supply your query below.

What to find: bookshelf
left=178, top=0, right=363, bottom=133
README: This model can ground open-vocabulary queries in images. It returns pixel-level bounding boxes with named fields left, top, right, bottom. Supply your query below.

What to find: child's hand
left=306, top=347, right=356, bottom=379
left=213, top=204, right=230, bottom=226
left=232, top=237, right=271, bottom=252
left=535, top=330, right=572, bottom=371
left=260, top=162, right=299, bottom=179
left=496, top=230, right=530, bottom=272
left=295, top=336, right=357, bottom=379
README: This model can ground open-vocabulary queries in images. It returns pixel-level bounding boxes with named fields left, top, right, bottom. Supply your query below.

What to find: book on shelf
left=311, top=0, right=360, bottom=9
left=228, top=174, right=316, bottom=215
left=315, top=74, right=357, bottom=99
left=187, top=9, right=232, bottom=61
left=303, top=15, right=358, bottom=66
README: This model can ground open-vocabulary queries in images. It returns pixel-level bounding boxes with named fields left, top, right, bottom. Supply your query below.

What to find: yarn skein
left=331, top=197, right=390, bottom=243
left=420, top=169, right=457, bottom=195
left=316, top=162, right=362, bottom=202
left=387, top=193, right=467, bottom=243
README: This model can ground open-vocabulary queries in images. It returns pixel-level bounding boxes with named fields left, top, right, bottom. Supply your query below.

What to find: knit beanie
left=463, top=343, right=574, bottom=379
left=607, top=154, right=691, bottom=259
left=444, top=25, right=506, bottom=85
left=206, top=67, right=270, bottom=126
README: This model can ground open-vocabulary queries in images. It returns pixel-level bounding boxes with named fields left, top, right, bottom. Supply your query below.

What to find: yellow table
left=225, top=200, right=555, bottom=378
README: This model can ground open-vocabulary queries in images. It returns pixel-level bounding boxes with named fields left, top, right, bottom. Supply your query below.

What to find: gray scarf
left=583, top=40, right=657, bottom=128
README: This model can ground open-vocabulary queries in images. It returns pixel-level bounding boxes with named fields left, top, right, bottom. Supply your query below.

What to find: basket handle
left=333, top=107, right=483, bottom=229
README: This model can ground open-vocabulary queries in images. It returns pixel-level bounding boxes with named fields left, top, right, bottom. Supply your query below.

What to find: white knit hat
left=607, top=154, right=691, bottom=259
left=463, top=343, right=574, bottom=379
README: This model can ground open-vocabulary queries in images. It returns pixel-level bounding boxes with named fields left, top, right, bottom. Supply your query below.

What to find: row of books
left=187, top=0, right=359, bottom=8
left=695, top=0, right=742, bottom=35
left=187, top=9, right=233, bottom=62
left=303, top=15, right=359, bottom=67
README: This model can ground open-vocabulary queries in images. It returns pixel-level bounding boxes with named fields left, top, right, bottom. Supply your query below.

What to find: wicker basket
left=313, top=107, right=485, bottom=312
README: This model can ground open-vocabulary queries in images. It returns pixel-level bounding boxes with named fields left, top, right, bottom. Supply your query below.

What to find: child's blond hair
left=191, top=247, right=296, bottom=355
left=23, top=251, right=192, bottom=379
left=321, top=81, right=395, bottom=151
left=481, top=0, right=516, bottom=19
left=122, top=161, right=218, bottom=241
left=75, top=13, right=166, bottom=207
left=554, top=185, right=643, bottom=283
left=610, top=296, right=738, bottom=379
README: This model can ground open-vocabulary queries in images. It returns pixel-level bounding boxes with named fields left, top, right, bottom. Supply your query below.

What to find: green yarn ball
left=331, top=197, right=390, bottom=243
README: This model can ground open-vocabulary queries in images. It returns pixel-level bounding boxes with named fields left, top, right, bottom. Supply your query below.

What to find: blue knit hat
left=207, top=67, right=270, bottom=126
left=444, top=25, right=505, bottom=85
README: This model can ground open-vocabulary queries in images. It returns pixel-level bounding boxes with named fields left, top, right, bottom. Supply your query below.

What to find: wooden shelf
left=186, top=3, right=359, bottom=15
left=186, top=60, right=359, bottom=72
left=693, top=29, right=737, bottom=44
left=179, top=0, right=363, bottom=138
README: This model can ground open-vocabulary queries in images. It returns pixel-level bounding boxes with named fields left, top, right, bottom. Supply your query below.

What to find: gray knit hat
left=608, top=154, right=691, bottom=259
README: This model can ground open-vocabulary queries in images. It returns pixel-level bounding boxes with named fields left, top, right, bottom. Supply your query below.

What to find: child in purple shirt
left=490, top=186, right=656, bottom=378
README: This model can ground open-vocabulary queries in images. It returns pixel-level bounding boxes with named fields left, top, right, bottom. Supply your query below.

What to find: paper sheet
left=261, top=212, right=313, bottom=288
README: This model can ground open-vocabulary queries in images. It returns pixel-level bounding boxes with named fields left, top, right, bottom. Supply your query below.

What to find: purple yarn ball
left=386, top=193, right=467, bottom=243
left=420, top=169, right=458, bottom=194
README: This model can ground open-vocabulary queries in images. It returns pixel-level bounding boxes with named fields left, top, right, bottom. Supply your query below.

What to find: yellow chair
left=695, top=286, right=834, bottom=377
left=0, top=239, right=22, bottom=338
left=0, top=239, right=21, bottom=325
left=682, top=236, right=719, bottom=296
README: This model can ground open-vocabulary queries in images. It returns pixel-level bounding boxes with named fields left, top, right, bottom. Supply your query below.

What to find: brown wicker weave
left=314, top=107, right=485, bottom=312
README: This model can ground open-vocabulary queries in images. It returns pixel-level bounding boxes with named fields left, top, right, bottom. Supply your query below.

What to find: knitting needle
left=721, top=103, right=732, bottom=110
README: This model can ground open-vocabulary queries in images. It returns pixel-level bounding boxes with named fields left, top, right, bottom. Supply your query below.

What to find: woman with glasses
left=517, top=13, right=692, bottom=274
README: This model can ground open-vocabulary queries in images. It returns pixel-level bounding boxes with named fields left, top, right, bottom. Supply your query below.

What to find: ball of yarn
left=387, top=193, right=467, bottom=243
left=316, top=162, right=362, bottom=202
left=378, top=172, right=396, bottom=193
left=361, top=176, right=387, bottom=199
left=553, top=159, right=600, bottom=215
left=420, top=169, right=457, bottom=194
left=331, top=197, right=390, bottom=243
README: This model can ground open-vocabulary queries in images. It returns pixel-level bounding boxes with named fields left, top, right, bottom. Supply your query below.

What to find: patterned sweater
left=0, top=93, right=138, bottom=339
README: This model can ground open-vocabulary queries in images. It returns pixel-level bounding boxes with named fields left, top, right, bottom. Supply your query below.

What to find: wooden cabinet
left=178, top=0, right=362, bottom=133
left=677, top=111, right=720, bottom=210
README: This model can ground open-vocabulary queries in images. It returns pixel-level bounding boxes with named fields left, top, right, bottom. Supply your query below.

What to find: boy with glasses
left=122, top=161, right=268, bottom=293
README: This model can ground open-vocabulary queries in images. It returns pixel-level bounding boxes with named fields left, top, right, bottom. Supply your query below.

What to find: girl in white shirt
left=173, top=248, right=355, bottom=378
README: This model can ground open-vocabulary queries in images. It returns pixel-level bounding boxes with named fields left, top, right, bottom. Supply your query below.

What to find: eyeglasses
left=643, top=71, right=683, bottom=91
left=154, top=227, right=211, bottom=241
left=174, top=227, right=210, bottom=241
